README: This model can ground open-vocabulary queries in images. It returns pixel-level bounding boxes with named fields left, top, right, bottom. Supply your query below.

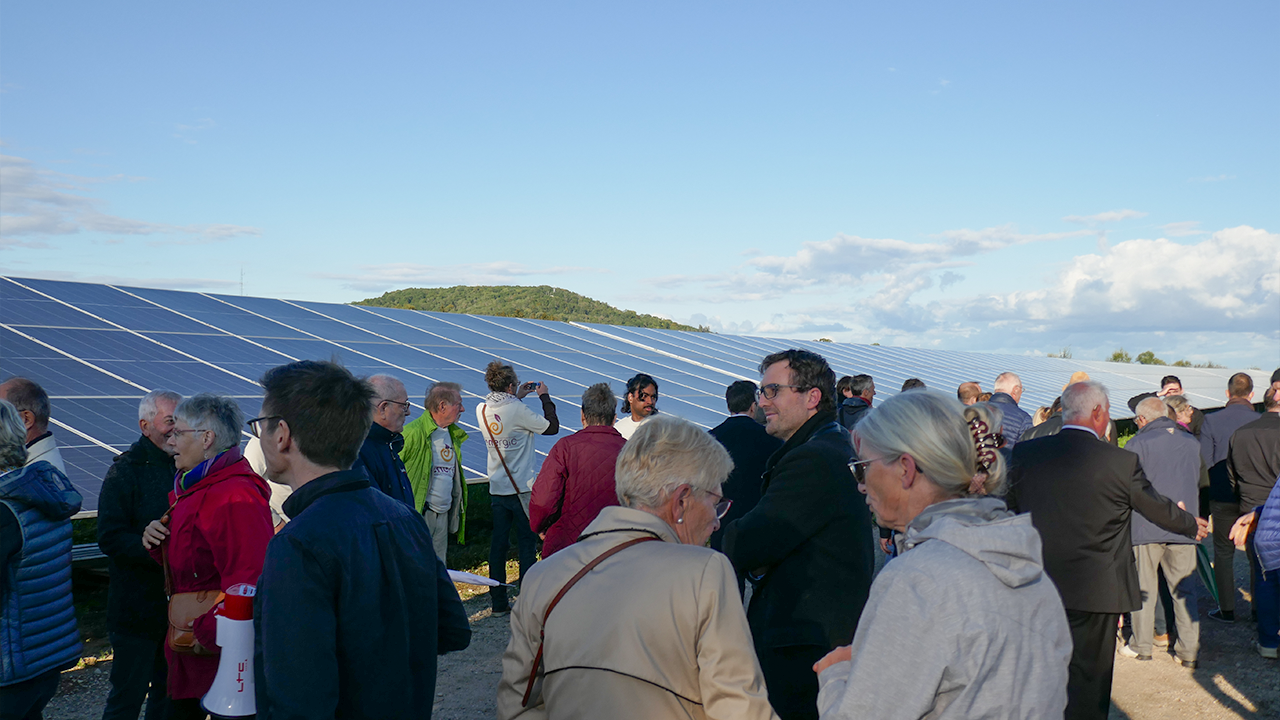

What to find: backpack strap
left=480, top=403, right=520, bottom=494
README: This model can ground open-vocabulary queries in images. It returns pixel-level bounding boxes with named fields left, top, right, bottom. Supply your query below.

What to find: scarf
left=175, top=445, right=244, bottom=494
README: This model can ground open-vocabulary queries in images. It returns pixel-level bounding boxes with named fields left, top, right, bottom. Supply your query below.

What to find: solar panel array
left=1, top=275, right=1266, bottom=517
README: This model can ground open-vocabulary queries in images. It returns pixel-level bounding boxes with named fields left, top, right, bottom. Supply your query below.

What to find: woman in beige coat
left=497, top=415, right=780, bottom=720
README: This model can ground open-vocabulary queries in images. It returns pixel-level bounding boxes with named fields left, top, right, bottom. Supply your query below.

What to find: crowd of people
left=0, top=356, right=1277, bottom=720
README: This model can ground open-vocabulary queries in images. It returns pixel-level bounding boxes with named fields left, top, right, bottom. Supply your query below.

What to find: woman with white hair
left=141, top=393, right=273, bottom=720
left=497, top=414, right=779, bottom=720
left=814, top=391, right=1072, bottom=719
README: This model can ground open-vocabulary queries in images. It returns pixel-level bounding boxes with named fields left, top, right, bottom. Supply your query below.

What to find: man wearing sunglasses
left=722, top=349, right=875, bottom=720
left=351, top=374, right=416, bottom=508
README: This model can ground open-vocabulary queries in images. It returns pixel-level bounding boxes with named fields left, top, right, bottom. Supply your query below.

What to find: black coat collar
left=769, top=410, right=841, bottom=469
left=283, top=470, right=371, bottom=518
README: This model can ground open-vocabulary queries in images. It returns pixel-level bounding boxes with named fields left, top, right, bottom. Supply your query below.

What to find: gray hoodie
left=817, top=497, right=1071, bottom=720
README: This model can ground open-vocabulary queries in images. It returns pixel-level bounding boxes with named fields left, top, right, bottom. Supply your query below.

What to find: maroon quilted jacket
left=528, top=425, right=627, bottom=557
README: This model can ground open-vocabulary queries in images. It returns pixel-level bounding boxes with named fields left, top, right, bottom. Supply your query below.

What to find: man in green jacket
left=401, top=382, right=468, bottom=561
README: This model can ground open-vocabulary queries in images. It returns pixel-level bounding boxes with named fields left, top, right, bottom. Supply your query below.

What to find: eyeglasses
left=169, top=428, right=208, bottom=439
left=246, top=415, right=282, bottom=438
left=636, top=390, right=658, bottom=401
left=848, top=455, right=894, bottom=485
left=756, top=383, right=807, bottom=400
left=704, top=490, right=733, bottom=519
left=380, top=398, right=412, bottom=415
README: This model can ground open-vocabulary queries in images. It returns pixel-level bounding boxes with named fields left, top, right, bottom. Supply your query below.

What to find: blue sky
left=2, top=1, right=1277, bottom=368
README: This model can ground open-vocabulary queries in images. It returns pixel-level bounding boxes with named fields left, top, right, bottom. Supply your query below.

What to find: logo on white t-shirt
left=487, top=414, right=504, bottom=436
left=440, top=445, right=454, bottom=462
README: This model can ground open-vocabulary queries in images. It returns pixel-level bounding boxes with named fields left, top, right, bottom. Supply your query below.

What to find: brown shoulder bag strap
left=521, top=535, right=661, bottom=707
left=480, top=403, right=520, bottom=494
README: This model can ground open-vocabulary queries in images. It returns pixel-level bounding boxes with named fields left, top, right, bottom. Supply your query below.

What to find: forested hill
left=354, top=285, right=710, bottom=332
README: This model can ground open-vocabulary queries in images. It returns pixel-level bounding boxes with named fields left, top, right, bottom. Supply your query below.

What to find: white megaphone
left=202, top=583, right=257, bottom=718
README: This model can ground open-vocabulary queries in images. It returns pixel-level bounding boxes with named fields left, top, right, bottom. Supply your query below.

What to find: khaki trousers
left=1132, top=543, right=1199, bottom=661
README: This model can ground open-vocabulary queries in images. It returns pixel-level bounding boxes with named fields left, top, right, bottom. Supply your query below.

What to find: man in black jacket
left=708, top=380, right=781, bottom=555
left=96, top=389, right=181, bottom=720
left=1227, top=385, right=1280, bottom=616
left=1127, top=375, right=1205, bottom=436
left=1008, top=381, right=1207, bottom=720
left=1199, top=372, right=1258, bottom=622
left=253, top=361, right=470, bottom=720
left=352, top=374, right=416, bottom=508
left=724, top=350, right=874, bottom=720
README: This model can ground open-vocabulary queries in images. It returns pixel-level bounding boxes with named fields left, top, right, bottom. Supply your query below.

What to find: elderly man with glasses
left=722, top=349, right=876, bottom=720
left=351, top=374, right=416, bottom=508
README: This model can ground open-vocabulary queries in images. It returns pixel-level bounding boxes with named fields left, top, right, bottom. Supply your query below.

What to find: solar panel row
left=0, top=275, right=1265, bottom=517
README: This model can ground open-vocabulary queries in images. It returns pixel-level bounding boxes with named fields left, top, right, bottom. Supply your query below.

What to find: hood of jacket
left=900, top=496, right=1044, bottom=589
left=0, top=460, right=82, bottom=521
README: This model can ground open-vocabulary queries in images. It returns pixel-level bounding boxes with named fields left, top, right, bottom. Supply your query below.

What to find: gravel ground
left=42, top=549, right=1279, bottom=719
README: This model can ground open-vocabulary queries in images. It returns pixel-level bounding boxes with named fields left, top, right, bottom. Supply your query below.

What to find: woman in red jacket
left=143, top=394, right=273, bottom=720
left=529, top=383, right=627, bottom=557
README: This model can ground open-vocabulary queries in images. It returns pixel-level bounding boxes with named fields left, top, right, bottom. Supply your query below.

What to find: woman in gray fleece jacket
left=815, top=392, right=1071, bottom=719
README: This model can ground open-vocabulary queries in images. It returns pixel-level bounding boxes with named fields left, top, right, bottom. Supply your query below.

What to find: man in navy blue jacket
left=253, top=361, right=470, bottom=720
left=1200, top=372, right=1259, bottom=622
left=352, top=374, right=416, bottom=508
left=989, top=372, right=1033, bottom=446
left=708, top=380, right=782, bottom=555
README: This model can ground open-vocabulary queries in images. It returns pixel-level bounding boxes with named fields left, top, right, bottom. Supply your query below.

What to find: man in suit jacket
left=724, top=350, right=875, bottom=720
left=708, top=380, right=782, bottom=554
left=1007, top=381, right=1207, bottom=720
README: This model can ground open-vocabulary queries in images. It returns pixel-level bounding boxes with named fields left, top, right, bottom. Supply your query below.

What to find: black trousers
left=0, top=668, right=61, bottom=720
left=488, top=493, right=537, bottom=612
left=102, top=632, right=169, bottom=720
left=1065, top=610, right=1119, bottom=720
left=756, top=644, right=826, bottom=720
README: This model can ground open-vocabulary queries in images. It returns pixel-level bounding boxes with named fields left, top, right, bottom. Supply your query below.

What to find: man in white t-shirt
left=477, top=361, right=559, bottom=614
left=401, top=382, right=469, bottom=562
left=614, top=373, right=658, bottom=440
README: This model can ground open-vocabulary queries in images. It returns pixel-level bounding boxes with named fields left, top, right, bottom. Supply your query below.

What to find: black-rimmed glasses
left=756, top=383, right=807, bottom=400
left=246, top=415, right=282, bottom=438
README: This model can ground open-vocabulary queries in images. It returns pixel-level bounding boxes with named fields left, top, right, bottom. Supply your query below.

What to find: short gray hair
left=854, top=391, right=1008, bottom=498
left=615, top=415, right=733, bottom=509
left=1136, top=396, right=1169, bottom=423
left=0, top=399, right=28, bottom=469
left=138, top=390, right=182, bottom=422
left=993, top=372, right=1022, bottom=394
left=174, top=394, right=244, bottom=452
left=581, top=383, right=617, bottom=425
left=425, top=382, right=462, bottom=414
left=1061, top=381, right=1110, bottom=424
left=368, top=374, right=406, bottom=402
left=0, top=377, right=50, bottom=428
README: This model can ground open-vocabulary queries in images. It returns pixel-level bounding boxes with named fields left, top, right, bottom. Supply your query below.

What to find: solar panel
left=1, top=274, right=1268, bottom=517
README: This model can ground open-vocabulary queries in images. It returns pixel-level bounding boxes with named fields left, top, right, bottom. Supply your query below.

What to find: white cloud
left=1188, top=174, right=1234, bottom=183
left=1062, top=209, right=1147, bottom=224
left=1159, top=221, right=1207, bottom=238
left=173, top=118, right=216, bottom=144
left=0, top=154, right=261, bottom=246
left=960, top=226, right=1279, bottom=334
left=319, top=262, right=610, bottom=293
